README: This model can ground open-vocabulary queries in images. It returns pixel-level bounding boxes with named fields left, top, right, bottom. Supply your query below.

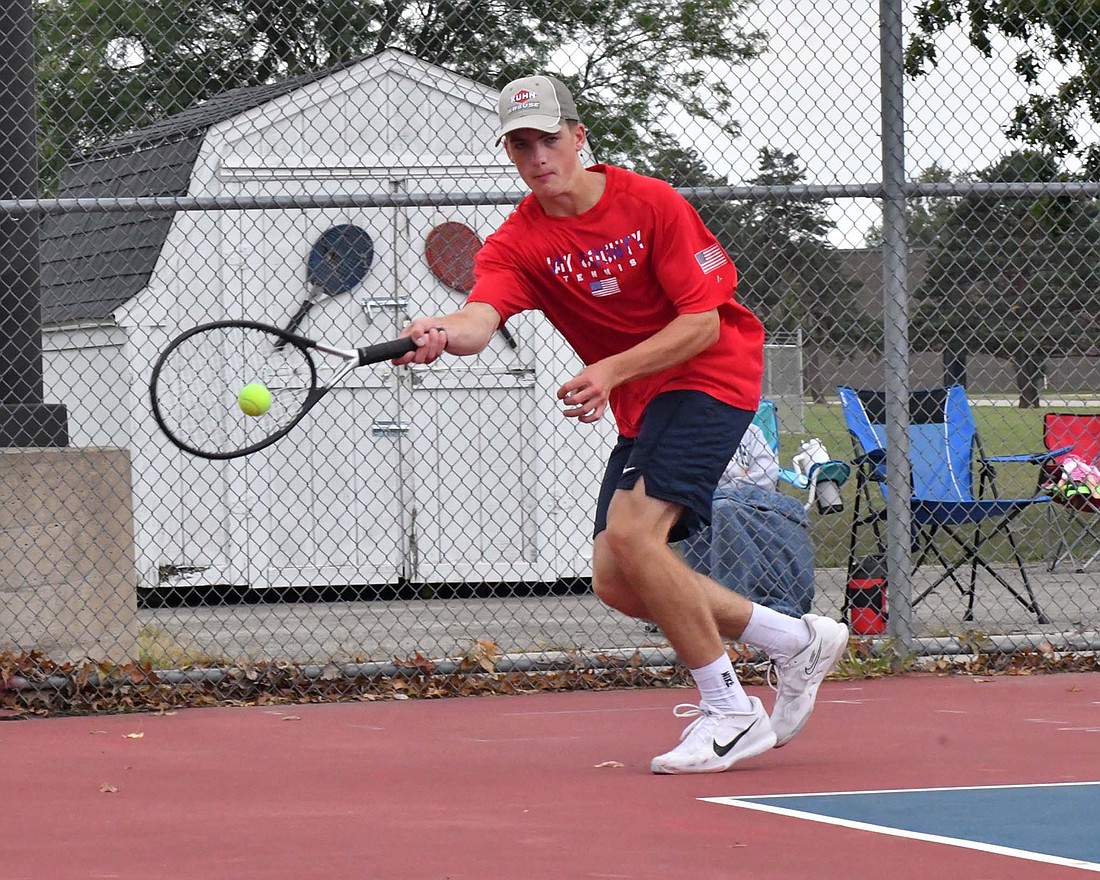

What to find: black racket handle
left=357, top=337, right=418, bottom=365
left=275, top=300, right=314, bottom=349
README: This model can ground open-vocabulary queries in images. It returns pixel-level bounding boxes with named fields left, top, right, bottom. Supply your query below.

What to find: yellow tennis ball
left=238, top=382, right=272, bottom=417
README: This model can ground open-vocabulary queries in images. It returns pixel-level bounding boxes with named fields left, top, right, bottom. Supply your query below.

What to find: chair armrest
left=853, top=449, right=885, bottom=468
left=981, top=445, right=1072, bottom=465
left=778, top=467, right=809, bottom=490
left=809, top=460, right=851, bottom=487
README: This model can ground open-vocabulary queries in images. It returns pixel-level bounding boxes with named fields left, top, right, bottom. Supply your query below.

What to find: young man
left=395, top=74, right=849, bottom=774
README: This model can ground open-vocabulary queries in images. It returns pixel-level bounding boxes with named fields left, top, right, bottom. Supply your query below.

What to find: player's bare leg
left=593, top=480, right=774, bottom=773
left=593, top=478, right=848, bottom=768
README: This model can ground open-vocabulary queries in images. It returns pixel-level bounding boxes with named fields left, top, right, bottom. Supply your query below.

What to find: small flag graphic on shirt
left=694, top=244, right=728, bottom=274
left=589, top=278, right=620, bottom=297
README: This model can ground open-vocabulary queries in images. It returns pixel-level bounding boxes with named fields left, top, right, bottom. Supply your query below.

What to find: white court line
left=701, top=782, right=1100, bottom=874
left=710, top=780, right=1100, bottom=798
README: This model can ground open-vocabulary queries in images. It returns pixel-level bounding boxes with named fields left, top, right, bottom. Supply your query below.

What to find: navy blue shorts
left=593, top=390, right=756, bottom=543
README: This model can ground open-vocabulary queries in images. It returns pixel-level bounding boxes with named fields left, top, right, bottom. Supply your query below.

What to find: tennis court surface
left=4, top=670, right=1098, bottom=879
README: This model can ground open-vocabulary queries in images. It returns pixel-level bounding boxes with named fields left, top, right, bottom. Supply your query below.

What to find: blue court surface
left=703, top=782, right=1100, bottom=872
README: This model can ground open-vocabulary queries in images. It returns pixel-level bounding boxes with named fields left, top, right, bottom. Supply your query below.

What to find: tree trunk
left=1014, top=357, right=1044, bottom=409
left=943, top=346, right=968, bottom=387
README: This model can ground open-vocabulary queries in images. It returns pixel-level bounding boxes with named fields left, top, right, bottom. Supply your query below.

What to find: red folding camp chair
left=1041, top=412, right=1100, bottom=573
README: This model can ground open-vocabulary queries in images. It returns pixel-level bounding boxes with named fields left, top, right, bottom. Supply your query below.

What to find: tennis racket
left=149, top=320, right=415, bottom=460
left=276, top=224, right=376, bottom=346
left=425, top=221, right=517, bottom=350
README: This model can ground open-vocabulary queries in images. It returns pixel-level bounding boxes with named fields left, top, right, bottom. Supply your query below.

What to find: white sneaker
left=770, top=614, right=850, bottom=747
left=651, top=697, right=776, bottom=775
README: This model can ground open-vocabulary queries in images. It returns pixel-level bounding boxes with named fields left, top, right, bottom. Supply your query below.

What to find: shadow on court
left=2, top=671, right=1098, bottom=879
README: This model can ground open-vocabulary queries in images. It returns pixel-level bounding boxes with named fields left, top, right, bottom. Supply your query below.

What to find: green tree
left=906, top=0, right=1100, bottom=172
left=33, top=0, right=765, bottom=190
left=723, top=148, right=871, bottom=402
left=912, top=150, right=1100, bottom=408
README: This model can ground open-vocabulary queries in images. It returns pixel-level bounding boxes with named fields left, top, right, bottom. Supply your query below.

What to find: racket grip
left=357, top=337, right=418, bottom=365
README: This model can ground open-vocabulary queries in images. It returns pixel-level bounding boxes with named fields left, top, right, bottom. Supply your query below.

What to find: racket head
left=425, top=221, right=482, bottom=294
left=307, top=224, right=376, bottom=296
left=150, top=320, right=321, bottom=460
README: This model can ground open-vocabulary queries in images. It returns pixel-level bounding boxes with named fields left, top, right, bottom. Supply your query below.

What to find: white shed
left=41, top=50, right=615, bottom=592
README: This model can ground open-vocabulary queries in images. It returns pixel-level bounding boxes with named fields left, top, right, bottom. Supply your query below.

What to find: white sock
left=739, top=604, right=812, bottom=663
left=690, top=653, right=752, bottom=713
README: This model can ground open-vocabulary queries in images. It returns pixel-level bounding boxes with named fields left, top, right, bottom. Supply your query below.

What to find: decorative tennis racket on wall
left=425, top=221, right=517, bottom=350
left=279, top=224, right=376, bottom=339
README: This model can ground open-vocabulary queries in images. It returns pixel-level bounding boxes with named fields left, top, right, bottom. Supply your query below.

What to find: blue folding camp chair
left=838, top=385, right=1061, bottom=623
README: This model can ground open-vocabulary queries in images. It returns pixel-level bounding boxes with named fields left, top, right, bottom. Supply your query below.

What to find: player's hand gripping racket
left=149, top=320, right=415, bottom=459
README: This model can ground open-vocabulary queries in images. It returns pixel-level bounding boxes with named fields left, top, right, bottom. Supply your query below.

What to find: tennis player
left=395, top=74, right=849, bottom=774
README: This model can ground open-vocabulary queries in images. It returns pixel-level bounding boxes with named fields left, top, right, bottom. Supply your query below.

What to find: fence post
left=880, top=0, right=913, bottom=658
left=0, top=0, right=68, bottom=446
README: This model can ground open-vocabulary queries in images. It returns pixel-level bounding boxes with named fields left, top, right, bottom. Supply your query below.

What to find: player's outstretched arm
left=393, top=302, right=502, bottom=365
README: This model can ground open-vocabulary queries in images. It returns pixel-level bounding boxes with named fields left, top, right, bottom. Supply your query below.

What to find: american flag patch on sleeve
left=694, top=244, right=729, bottom=274
left=589, top=278, right=621, bottom=297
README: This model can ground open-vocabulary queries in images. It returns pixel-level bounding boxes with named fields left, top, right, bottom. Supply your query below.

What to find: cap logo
left=508, top=88, right=541, bottom=115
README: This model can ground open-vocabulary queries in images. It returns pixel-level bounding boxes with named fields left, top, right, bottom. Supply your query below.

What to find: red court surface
left=3, top=671, right=1099, bottom=880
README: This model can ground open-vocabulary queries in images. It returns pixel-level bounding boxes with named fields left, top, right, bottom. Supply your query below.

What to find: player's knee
left=601, top=513, right=659, bottom=573
left=591, top=541, right=641, bottom=615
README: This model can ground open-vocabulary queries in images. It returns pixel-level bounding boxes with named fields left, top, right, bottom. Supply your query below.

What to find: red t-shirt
left=468, top=164, right=765, bottom=437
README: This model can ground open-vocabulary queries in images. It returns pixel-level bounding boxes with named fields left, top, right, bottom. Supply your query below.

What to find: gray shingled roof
left=40, top=62, right=359, bottom=325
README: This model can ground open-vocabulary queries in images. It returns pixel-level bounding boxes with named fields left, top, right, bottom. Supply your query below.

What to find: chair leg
left=919, top=516, right=1049, bottom=624
left=844, top=475, right=887, bottom=621
left=1076, top=543, right=1100, bottom=572
left=1001, top=516, right=1050, bottom=625
left=1049, top=534, right=1070, bottom=572
left=911, top=525, right=978, bottom=608
left=1054, top=509, right=1100, bottom=573
left=966, top=521, right=982, bottom=622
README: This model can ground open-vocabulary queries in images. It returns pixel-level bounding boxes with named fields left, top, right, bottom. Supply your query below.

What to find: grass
left=774, top=398, right=1100, bottom=568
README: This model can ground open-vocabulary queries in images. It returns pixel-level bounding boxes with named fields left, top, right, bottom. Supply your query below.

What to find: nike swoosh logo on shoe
left=713, top=719, right=759, bottom=757
left=803, top=645, right=823, bottom=676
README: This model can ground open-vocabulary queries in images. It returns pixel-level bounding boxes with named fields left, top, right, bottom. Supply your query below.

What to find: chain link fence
left=3, top=0, right=1100, bottom=711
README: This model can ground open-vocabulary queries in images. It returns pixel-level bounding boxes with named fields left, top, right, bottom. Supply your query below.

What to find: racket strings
left=153, top=325, right=314, bottom=456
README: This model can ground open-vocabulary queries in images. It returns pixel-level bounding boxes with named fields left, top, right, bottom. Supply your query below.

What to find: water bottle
left=793, top=438, right=844, bottom=514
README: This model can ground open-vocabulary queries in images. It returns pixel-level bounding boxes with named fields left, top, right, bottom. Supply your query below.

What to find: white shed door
left=224, top=207, right=412, bottom=588
left=245, top=381, right=409, bottom=588
left=404, top=365, right=542, bottom=584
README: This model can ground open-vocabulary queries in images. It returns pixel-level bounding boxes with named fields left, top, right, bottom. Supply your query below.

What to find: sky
left=674, top=0, right=1075, bottom=247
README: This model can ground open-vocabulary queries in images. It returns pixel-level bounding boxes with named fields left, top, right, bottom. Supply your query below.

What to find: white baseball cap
left=496, top=75, right=581, bottom=144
